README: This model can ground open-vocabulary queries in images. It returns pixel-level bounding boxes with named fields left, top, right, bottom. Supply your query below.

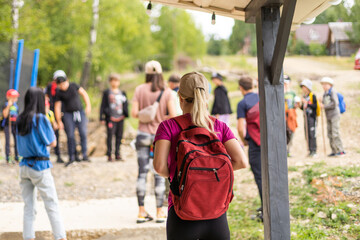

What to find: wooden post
left=255, top=6, right=290, bottom=240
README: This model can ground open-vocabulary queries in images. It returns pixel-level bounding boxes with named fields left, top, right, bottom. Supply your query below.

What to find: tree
left=228, top=20, right=256, bottom=55
left=348, top=0, right=360, bottom=44
left=207, top=35, right=228, bottom=56
left=153, top=6, right=206, bottom=70
left=313, top=2, right=350, bottom=24
left=80, top=0, right=99, bottom=88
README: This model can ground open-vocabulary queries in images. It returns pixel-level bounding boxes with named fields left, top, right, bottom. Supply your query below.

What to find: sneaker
left=156, top=209, right=167, bottom=223
left=65, top=159, right=75, bottom=167
left=82, top=157, right=91, bottom=162
left=328, top=153, right=337, bottom=157
left=75, top=155, right=81, bottom=162
left=136, top=213, right=153, bottom=223
left=57, top=156, right=65, bottom=163
left=309, top=152, right=317, bottom=158
left=108, top=156, right=114, bottom=162
left=336, top=151, right=346, bottom=157
left=115, top=155, right=124, bottom=161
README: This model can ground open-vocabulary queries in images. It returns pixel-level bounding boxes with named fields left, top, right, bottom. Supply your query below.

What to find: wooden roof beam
left=245, top=0, right=283, bottom=23
left=271, top=0, right=297, bottom=85
left=193, top=0, right=214, bottom=8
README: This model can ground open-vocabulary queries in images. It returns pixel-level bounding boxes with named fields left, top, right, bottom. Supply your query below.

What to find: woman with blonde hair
left=153, top=72, right=248, bottom=239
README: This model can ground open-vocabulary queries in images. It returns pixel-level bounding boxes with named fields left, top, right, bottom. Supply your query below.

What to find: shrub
left=309, top=43, right=327, bottom=56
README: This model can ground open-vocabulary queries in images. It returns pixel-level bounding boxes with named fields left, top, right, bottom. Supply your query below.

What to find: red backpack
left=170, top=114, right=234, bottom=221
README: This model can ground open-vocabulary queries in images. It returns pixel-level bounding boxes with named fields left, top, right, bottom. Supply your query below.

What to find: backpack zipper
left=189, top=167, right=220, bottom=182
left=177, top=150, right=203, bottom=180
left=180, top=153, right=231, bottom=195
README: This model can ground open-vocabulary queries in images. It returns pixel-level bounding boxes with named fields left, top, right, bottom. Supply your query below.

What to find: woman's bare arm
left=153, top=140, right=171, bottom=177
left=224, top=139, right=248, bottom=170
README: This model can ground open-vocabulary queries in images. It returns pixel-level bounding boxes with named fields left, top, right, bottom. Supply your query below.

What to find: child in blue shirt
left=16, top=87, right=66, bottom=240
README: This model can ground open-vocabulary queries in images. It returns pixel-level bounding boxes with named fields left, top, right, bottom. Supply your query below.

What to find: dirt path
left=0, top=56, right=359, bottom=239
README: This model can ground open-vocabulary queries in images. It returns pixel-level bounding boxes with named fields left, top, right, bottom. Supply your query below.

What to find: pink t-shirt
left=154, top=113, right=236, bottom=210
left=133, top=83, right=173, bottom=135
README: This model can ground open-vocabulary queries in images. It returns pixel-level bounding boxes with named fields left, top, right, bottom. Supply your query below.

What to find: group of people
left=283, top=75, right=345, bottom=158
left=0, top=58, right=347, bottom=240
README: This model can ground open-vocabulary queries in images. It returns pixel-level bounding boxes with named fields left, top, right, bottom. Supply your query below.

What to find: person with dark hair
left=168, top=74, right=182, bottom=116
left=16, top=87, right=66, bottom=240
left=237, top=76, right=263, bottom=221
left=53, top=70, right=92, bottom=167
left=100, top=73, right=129, bottom=162
left=131, top=60, right=176, bottom=224
left=211, top=73, right=232, bottom=126
left=2, top=89, right=20, bottom=163
left=45, top=73, right=64, bottom=163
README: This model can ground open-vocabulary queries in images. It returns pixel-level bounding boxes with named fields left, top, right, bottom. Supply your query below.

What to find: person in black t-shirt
left=53, top=70, right=92, bottom=167
left=45, top=77, right=63, bottom=163
left=211, top=73, right=232, bottom=126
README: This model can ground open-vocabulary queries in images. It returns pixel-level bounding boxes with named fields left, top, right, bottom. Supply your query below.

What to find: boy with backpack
left=320, top=77, right=345, bottom=157
left=237, top=76, right=263, bottom=220
left=300, top=79, right=318, bottom=157
left=2, top=89, right=20, bottom=163
left=153, top=72, right=247, bottom=240
left=100, top=73, right=129, bottom=162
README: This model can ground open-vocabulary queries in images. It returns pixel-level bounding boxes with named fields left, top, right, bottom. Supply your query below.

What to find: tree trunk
left=10, top=0, right=23, bottom=60
left=80, top=0, right=99, bottom=88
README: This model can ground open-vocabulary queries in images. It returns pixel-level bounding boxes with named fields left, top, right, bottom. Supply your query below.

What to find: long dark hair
left=146, top=74, right=165, bottom=92
left=17, top=87, right=46, bottom=136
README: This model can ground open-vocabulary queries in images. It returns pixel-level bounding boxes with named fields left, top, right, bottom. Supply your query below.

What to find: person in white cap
left=45, top=71, right=65, bottom=163
left=284, top=75, right=298, bottom=157
left=131, top=60, right=176, bottom=223
left=53, top=70, right=92, bottom=167
left=300, top=79, right=318, bottom=157
left=320, top=77, right=345, bottom=157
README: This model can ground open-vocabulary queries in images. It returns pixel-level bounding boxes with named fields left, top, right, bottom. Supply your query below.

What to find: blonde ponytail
left=191, top=88, right=214, bottom=133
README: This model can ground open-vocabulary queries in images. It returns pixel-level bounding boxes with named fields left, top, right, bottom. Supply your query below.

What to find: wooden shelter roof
left=148, top=0, right=337, bottom=25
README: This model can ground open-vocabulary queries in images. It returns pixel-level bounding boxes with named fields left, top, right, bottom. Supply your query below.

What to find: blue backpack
left=337, top=92, right=346, bottom=114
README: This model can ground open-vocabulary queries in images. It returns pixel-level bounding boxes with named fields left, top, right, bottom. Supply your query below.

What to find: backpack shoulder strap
left=173, top=114, right=217, bottom=131
left=173, top=114, right=193, bottom=130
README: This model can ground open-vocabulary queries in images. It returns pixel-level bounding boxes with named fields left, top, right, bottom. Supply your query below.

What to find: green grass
left=64, top=182, right=75, bottom=187
left=228, top=163, right=360, bottom=239
left=295, top=56, right=355, bottom=70
left=202, top=55, right=257, bottom=74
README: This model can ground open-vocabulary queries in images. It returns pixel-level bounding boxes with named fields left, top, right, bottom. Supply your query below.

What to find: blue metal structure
left=30, top=49, right=40, bottom=87
left=14, top=39, right=24, bottom=91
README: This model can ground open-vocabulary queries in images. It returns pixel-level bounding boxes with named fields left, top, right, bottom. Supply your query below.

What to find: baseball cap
left=300, top=79, right=313, bottom=91
left=6, top=89, right=20, bottom=98
left=320, top=77, right=334, bottom=85
left=211, top=72, right=223, bottom=81
left=179, top=72, right=209, bottom=100
left=53, top=70, right=67, bottom=83
left=145, top=60, right=162, bottom=74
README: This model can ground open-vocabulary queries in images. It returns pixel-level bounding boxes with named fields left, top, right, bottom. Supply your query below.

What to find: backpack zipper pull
left=213, top=169, right=220, bottom=182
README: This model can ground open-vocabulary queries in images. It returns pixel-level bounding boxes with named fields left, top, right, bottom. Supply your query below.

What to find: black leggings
left=167, top=207, right=230, bottom=240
